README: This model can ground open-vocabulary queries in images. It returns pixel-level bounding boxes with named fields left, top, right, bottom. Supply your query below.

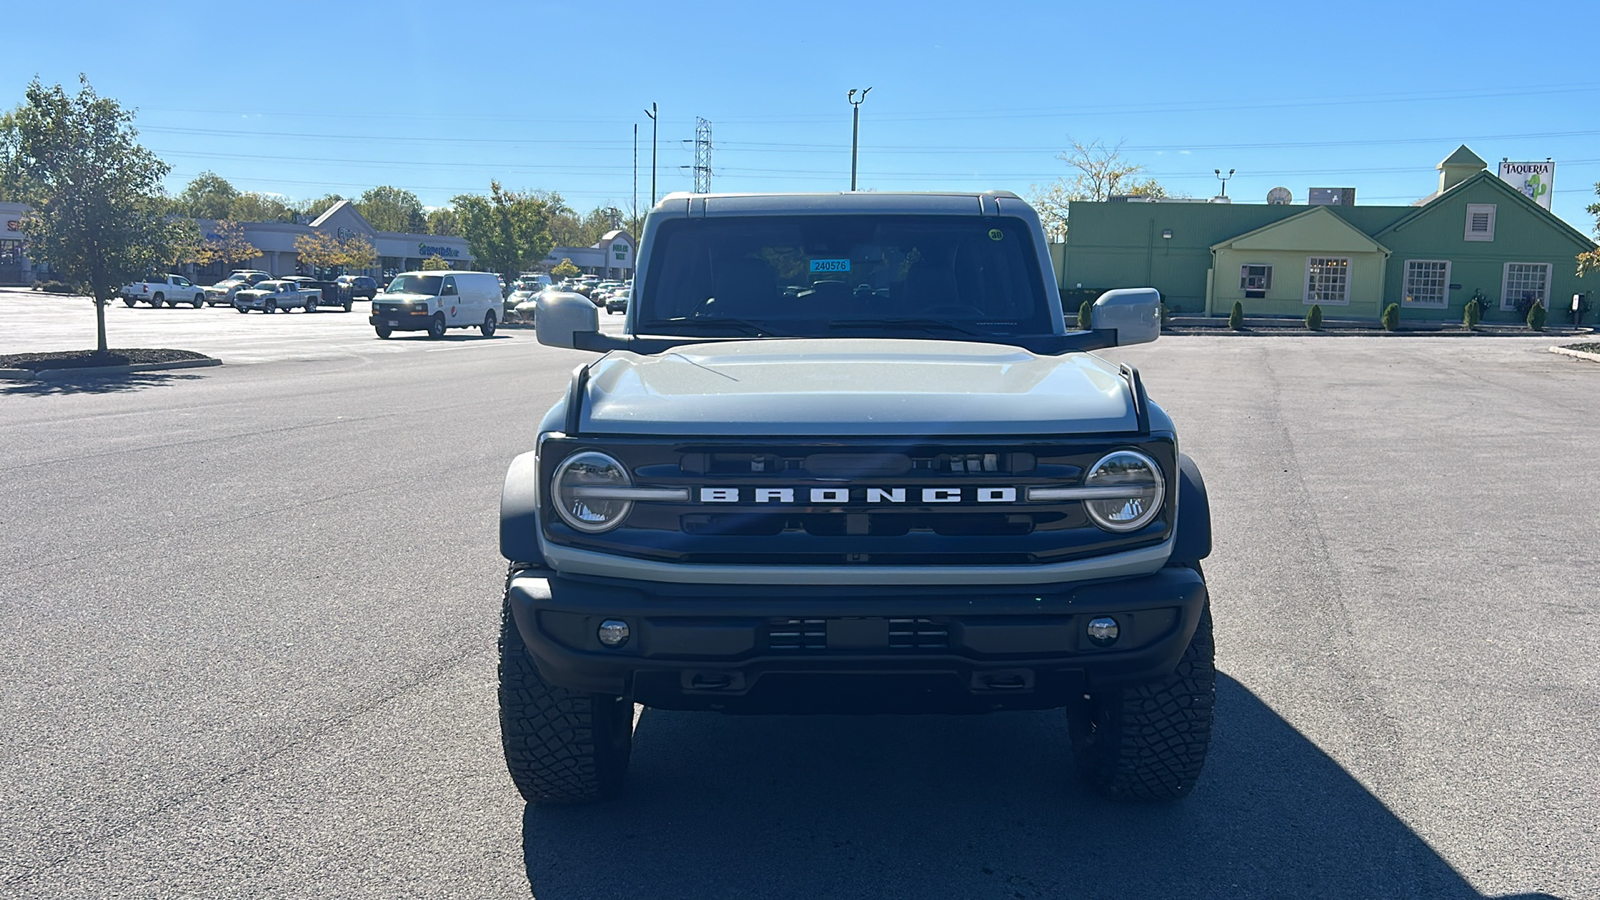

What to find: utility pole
left=644, top=103, right=658, bottom=207
left=632, top=123, right=638, bottom=223
left=692, top=117, right=712, bottom=194
left=848, top=87, right=871, bottom=191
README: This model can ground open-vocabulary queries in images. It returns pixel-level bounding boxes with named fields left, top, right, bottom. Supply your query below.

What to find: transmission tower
left=693, top=117, right=712, bottom=194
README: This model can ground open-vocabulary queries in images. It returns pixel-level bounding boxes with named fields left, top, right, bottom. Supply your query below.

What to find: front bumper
left=370, top=311, right=432, bottom=331
left=506, top=565, right=1206, bottom=713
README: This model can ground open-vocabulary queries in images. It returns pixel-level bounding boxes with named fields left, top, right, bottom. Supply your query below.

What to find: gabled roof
left=1438, top=144, right=1487, bottom=169
left=1378, top=170, right=1597, bottom=250
left=1210, top=206, right=1389, bottom=255
left=309, top=199, right=375, bottom=233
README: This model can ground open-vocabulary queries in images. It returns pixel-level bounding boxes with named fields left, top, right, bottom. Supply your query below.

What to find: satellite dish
left=1267, top=187, right=1293, bottom=205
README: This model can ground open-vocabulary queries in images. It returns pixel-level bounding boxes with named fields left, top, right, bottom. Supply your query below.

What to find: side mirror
left=536, top=291, right=600, bottom=349
left=1090, top=288, right=1161, bottom=346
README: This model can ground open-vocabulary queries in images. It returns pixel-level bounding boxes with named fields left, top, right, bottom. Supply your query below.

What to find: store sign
left=4, top=219, right=20, bottom=232
left=418, top=243, right=460, bottom=258
left=1497, top=160, right=1555, bottom=210
left=1308, top=187, right=1356, bottom=206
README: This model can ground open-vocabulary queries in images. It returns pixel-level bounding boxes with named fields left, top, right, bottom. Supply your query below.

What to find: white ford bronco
left=498, top=191, right=1215, bottom=804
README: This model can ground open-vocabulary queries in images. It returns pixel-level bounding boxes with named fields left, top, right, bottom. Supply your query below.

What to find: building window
left=1239, top=264, right=1272, bottom=298
left=1403, top=260, right=1451, bottom=308
left=1464, top=203, right=1496, bottom=241
left=1305, top=257, right=1350, bottom=305
left=1500, top=262, right=1551, bottom=311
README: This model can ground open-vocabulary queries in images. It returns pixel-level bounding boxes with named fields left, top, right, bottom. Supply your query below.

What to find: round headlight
left=552, top=451, right=633, bottom=533
left=1082, top=450, right=1165, bottom=533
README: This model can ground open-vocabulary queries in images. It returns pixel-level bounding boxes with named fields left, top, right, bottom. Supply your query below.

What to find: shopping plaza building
left=0, top=199, right=474, bottom=286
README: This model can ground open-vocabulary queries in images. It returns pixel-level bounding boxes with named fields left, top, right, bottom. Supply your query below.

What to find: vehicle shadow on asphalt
left=0, top=371, right=205, bottom=396
left=520, top=673, right=1562, bottom=900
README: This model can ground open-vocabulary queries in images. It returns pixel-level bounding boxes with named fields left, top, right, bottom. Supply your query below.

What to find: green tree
left=174, top=171, right=238, bottom=219
left=296, top=193, right=344, bottom=221
left=551, top=257, right=580, bottom=280
left=1028, top=138, right=1171, bottom=241
left=420, top=254, right=451, bottom=270
left=294, top=231, right=344, bottom=273
left=339, top=234, right=376, bottom=271
left=2, top=77, right=180, bottom=352
left=200, top=220, right=260, bottom=269
left=425, top=207, right=460, bottom=236
left=230, top=191, right=295, bottom=222
left=453, top=181, right=554, bottom=283
left=358, top=185, right=426, bottom=233
left=1578, top=180, right=1600, bottom=278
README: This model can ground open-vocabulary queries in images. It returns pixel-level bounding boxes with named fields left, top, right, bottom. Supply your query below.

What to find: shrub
left=1077, top=300, right=1092, bottom=330
left=35, top=280, right=72, bottom=294
left=1305, top=304, right=1323, bottom=331
left=1228, top=301, right=1244, bottom=330
left=1381, top=303, right=1400, bottom=331
left=1526, top=301, right=1547, bottom=332
left=1463, top=299, right=1481, bottom=329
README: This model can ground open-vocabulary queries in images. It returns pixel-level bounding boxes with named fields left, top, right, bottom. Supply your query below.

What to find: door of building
left=0, top=240, right=25, bottom=286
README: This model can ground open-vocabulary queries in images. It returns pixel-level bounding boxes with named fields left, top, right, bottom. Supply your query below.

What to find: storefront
left=0, top=198, right=475, bottom=286
left=542, top=230, right=635, bottom=279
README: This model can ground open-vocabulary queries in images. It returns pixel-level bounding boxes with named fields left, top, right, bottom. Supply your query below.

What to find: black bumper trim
left=506, top=566, right=1206, bottom=712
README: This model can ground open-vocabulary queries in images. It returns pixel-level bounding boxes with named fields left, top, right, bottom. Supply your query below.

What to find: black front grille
left=764, top=618, right=950, bottom=652
left=542, top=436, right=1175, bottom=566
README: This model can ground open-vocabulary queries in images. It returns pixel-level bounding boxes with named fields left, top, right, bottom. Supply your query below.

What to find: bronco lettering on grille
left=699, top=487, right=1024, bottom=504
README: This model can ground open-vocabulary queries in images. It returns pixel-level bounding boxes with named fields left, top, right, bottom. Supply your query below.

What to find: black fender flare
left=1172, top=453, right=1211, bottom=564
left=499, top=450, right=546, bottom=566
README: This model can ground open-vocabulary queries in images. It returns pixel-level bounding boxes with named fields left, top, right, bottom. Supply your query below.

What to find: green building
left=1058, top=146, right=1596, bottom=323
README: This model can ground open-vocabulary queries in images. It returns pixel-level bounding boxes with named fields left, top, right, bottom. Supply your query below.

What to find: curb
left=0, top=358, right=221, bottom=382
left=1549, top=346, right=1600, bottom=364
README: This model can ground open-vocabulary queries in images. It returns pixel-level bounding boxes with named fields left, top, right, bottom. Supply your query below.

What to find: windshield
left=635, top=215, right=1052, bottom=338
left=386, top=274, right=443, bottom=296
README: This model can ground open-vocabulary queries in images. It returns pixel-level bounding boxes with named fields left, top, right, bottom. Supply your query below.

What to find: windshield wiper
left=647, top=318, right=771, bottom=336
left=827, top=318, right=987, bottom=336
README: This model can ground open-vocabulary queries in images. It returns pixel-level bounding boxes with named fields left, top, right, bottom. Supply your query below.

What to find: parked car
left=287, top=276, right=352, bottom=312
left=604, top=288, right=630, bottom=315
left=505, top=288, right=536, bottom=317
left=336, top=275, right=379, bottom=301
left=233, top=279, right=319, bottom=313
left=121, top=274, right=206, bottom=308
left=204, top=271, right=272, bottom=306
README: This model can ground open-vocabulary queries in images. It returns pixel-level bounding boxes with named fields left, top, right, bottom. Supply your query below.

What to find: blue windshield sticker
left=809, top=258, right=851, bottom=274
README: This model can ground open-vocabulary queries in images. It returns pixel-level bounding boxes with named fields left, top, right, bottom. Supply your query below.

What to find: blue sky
left=5, top=0, right=1598, bottom=232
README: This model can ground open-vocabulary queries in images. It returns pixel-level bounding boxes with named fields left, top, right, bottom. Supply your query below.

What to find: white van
left=369, top=271, right=502, bottom=339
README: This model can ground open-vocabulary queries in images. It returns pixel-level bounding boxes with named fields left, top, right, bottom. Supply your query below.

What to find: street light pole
left=1214, top=168, right=1235, bottom=198
left=848, top=87, right=871, bottom=191
left=645, top=103, right=658, bottom=206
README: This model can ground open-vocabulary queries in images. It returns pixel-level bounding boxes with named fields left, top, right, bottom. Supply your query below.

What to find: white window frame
left=1402, top=259, right=1451, bottom=309
left=1464, top=203, right=1496, bottom=242
left=1239, top=264, right=1272, bottom=296
left=1304, top=256, right=1351, bottom=306
left=1500, top=262, right=1552, bottom=311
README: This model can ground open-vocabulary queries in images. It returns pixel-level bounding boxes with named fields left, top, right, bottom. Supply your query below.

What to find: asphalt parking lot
left=1, top=315, right=1595, bottom=898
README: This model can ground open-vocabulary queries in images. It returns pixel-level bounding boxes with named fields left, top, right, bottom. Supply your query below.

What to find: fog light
left=1086, top=616, right=1120, bottom=647
left=597, top=619, right=630, bottom=647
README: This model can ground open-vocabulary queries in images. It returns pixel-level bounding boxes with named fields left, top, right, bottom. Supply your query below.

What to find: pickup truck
left=232, top=279, right=320, bottom=313
left=120, top=275, right=207, bottom=308
left=497, top=190, right=1216, bottom=806
left=204, top=270, right=272, bottom=306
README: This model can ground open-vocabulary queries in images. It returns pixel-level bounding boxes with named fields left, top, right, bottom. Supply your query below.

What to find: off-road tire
left=498, top=594, right=632, bottom=805
left=428, top=314, right=446, bottom=339
left=1069, top=603, right=1215, bottom=800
